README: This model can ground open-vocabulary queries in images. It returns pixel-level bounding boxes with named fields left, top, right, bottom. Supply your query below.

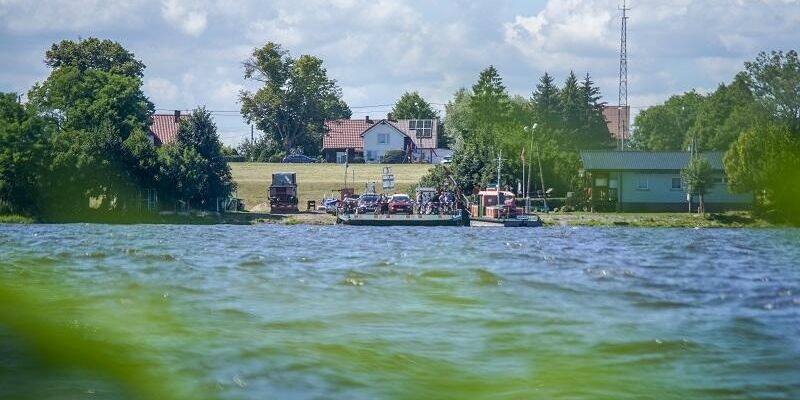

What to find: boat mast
left=521, top=148, right=525, bottom=214
left=496, top=149, right=502, bottom=210
left=536, top=143, right=548, bottom=212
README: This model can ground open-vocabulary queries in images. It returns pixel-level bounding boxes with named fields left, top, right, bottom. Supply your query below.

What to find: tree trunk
left=700, top=193, right=705, bottom=215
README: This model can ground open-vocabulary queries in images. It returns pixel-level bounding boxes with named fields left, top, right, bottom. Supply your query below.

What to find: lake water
left=1, top=224, right=799, bottom=399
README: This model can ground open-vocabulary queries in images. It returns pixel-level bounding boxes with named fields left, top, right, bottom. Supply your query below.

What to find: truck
left=268, top=172, right=299, bottom=213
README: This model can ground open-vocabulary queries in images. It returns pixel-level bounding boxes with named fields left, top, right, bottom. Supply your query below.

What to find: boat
left=336, top=210, right=470, bottom=227
left=468, top=150, right=544, bottom=228
left=470, top=215, right=543, bottom=227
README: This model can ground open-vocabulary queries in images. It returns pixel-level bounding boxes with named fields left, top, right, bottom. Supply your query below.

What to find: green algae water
left=1, top=224, right=799, bottom=399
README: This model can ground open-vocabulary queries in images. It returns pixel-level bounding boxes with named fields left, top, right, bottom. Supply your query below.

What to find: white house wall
left=362, top=123, right=406, bottom=163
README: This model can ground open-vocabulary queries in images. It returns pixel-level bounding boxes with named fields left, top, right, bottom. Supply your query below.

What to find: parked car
left=281, top=154, right=316, bottom=163
left=357, top=193, right=380, bottom=213
left=322, top=197, right=339, bottom=214
left=441, top=156, right=453, bottom=164
left=388, top=194, right=412, bottom=214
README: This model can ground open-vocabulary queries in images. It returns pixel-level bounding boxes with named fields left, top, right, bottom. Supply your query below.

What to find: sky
left=1, top=0, right=798, bottom=146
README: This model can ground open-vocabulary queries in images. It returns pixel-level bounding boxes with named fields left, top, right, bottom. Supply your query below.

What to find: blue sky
left=1, top=0, right=798, bottom=145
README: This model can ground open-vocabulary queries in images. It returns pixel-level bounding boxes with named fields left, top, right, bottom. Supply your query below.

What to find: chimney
left=387, top=112, right=395, bottom=122
left=174, top=110, right=181, bottom=123
left=365, top=115, right=372, bottom=124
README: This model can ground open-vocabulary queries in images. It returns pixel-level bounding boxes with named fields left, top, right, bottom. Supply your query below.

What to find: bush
left=223, top=155, right=246, bottom=163
left=268, top=152, right=285, bottom=163
left=382, top=150, right=406, bottom=164
left=351, top=157, right=365, bottom=164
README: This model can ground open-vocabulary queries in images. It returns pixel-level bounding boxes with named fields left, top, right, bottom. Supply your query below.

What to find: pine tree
left=559, top=71, right=584, bottom=140
left=469, top=66, right=510, bottom=140
left=531, top=72, right=560, bottom=128
left=579, top=73, right=612, bottom=148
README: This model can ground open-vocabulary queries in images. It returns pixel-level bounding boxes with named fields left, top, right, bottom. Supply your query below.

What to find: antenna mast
left=618, top=0, right=630, bottom=150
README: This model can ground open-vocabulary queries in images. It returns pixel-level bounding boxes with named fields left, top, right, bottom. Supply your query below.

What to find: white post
left=521, top=151, right=526, bottom=214
left=497, top=150, right=502, bottom=217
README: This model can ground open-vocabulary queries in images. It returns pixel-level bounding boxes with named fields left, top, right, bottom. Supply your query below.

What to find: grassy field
left=230, top=163, right=434, bottom=211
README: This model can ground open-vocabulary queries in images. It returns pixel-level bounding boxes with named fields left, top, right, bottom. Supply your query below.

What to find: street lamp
left=522, top=124, right=537, bottom=213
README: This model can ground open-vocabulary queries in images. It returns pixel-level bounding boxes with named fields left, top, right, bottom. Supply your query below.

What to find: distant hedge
left=224, top=155, right=246, bottom=162
left=382, top=150, right=406, bottom=164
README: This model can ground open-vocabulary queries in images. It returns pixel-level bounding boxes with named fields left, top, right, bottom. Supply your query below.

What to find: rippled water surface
left=1, top=224, right=799, bottom=399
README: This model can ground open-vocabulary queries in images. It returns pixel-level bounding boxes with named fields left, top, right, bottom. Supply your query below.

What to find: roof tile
left=322, top=118, right=439, bottom=150
left=148, top=114, right=184, bottom=146
left=580, top=150, right=725, bottom=170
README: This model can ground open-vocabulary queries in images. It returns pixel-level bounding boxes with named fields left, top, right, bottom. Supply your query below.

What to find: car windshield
left=360, top=195, right=378, bottom=202
left=392, top=195, right=410, bottom=201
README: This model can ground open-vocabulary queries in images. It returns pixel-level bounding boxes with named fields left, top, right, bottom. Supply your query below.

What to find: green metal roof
left=580, top=150, right=725, bottom=171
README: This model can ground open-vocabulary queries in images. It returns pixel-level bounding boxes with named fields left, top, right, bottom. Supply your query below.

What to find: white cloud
left=161, top=0, right=208, bottom=36
left=214, top=81, right=244, bottom=105
left=2, top=0, right=800, bottom=145
left=144, top=77, right=179, bottom=105
left=504, top=0, right=617, bottom=70
left=0, top=0, right=149, bottom=32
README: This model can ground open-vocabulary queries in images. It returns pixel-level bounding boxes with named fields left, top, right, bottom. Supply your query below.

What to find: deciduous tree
left=391, top=92, right=438, bottom=120
left=0, top=93, right=49, bottom=214
left=681, top=156, right=714, bottom=214
left=171, top=107, right=235, bottom=208
left=633, top=91, right=705, bottom=151
left=45, top=37, right=146, bottom=79
left=239, top=42, right=351, bottom=156
left=744, top=50, right=800, bottom=132
left=724, top=123, right=800, bottom=221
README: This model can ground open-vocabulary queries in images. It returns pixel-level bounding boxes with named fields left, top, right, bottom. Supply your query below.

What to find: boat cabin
left=470, top=189, right=519, bottom=219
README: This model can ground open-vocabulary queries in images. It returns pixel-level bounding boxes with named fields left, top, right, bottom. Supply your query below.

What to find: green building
left=580, top=151, right=751, bottom=212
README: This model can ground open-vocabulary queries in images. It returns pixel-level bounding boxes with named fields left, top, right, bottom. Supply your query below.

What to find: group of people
left=372, top=193, right=391, bottom=215
left=416, top=191, right=457, bottom=215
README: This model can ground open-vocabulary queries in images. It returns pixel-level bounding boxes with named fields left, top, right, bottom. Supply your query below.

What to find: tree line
left=423, top=66, right=613, bottom=196
left=421, top=50, right=799, bottom=223
left=235, top=42, right=447, bottom=163
left=0, top=38, right=234, bottom=219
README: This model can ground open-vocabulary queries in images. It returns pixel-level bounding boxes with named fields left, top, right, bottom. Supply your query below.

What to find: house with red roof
left=147, top=110, right=185, bottom=146
left=601, top=105, right=630, bottom=141
left=322, top=116, right=440, bottom=163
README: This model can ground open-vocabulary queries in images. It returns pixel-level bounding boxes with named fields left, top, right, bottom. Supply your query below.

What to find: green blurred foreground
left=0, top=279, right=668, bottom=400
left=0, top=280, right=200, bottom=400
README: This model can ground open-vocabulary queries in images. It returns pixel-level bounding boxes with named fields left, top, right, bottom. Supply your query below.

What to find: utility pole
left=496, top=150, right=502, bottom=209
left=536, top=143, right=548, bottom=212
left=618, top=0, right=630, bottom=150
left=250, top=124, right=254, bottom=142
left=521, top=147, right=525, bottom=213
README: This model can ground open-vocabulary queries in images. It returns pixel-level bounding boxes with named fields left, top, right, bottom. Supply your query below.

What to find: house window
left=637, top=176, right=649, bottom=190
left=409, top=119, right=432, bottom=138
left=594, top=177, right=608, bottom=187
left=378, top=133, right=389, bottom=144
left=671, top=177, right=682, bottom=190
left=366, top=150, right=376, bottom=161
left=713, top=176, right=726, bottom=185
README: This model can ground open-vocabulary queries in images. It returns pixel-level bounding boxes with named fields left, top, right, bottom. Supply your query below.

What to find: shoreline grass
left=1, top=210, right=786, bottom=228
left=0, top=214, right=35, bottom=224
left=542, top=211, right=779, bottom=228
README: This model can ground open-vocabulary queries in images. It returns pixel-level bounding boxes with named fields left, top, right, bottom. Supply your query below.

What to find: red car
left=388, top=194, right=412, bottom=214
